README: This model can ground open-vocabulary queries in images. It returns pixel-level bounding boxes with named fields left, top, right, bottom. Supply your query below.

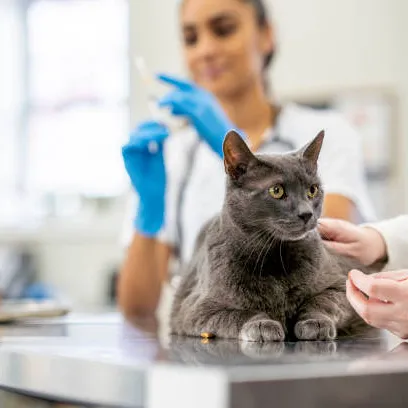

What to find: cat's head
left=222, top=130, right=325, bottom=241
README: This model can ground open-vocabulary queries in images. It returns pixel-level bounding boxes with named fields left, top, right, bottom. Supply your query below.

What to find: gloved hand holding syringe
left=133, top=56, right=187, bottom=154
left=134, top=56, right=236, bottom=158
left=122, top=56, right=236, bottom=236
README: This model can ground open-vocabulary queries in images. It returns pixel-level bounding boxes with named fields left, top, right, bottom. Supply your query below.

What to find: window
left=0, top=0, right=129, bottom=200
left=0, top=2, right=23, bottom=193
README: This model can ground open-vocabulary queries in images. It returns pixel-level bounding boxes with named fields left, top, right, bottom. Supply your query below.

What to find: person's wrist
left=363, top=226, right=388, bottom=265
left=133, top=199, right=164, bottom=237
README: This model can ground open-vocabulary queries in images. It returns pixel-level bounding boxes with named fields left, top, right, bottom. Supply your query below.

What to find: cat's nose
left=298, top=211, right=313, bottom=224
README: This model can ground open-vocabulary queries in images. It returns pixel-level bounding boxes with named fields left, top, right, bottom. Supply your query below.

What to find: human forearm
left=117, top=234, right=169, bottom=317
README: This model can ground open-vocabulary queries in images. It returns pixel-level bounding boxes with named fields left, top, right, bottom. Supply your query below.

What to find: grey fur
left=170, top=130, right=377, bottom=341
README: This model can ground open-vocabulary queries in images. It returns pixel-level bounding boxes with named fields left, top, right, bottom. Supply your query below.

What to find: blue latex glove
left=122, top=121, right=169, bottom=237
left=157, top=73, right=235, bottom=158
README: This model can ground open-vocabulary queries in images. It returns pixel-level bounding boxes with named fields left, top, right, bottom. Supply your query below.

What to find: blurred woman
left=119, top=0, right=375, bottom=317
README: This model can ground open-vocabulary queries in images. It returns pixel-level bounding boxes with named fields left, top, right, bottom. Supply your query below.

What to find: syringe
left=133, top=56, right=186, bottom=153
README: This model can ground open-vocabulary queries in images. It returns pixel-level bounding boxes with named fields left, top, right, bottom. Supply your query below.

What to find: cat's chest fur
left=207, top=230, right=338, bottom=321
left=228, top=274, right=313, bottom=320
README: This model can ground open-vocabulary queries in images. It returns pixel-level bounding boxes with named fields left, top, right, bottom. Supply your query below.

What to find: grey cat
left=170, top=130, right=377, bottom=341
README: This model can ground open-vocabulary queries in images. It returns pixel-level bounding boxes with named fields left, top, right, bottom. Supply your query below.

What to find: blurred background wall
left=0, top=0, right=406, bottom=308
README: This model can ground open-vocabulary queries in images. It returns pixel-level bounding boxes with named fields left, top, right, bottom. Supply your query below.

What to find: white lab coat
left=370, top=216, right=408, bottom=271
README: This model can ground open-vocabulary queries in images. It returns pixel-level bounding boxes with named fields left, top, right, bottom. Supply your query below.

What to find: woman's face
left=180, top=0, right=273, bottom=97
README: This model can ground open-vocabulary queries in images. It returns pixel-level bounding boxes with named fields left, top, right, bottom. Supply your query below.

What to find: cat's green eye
left=307, top=184, right=319, bottom=198
left=269, top=184, right=285, bottom=199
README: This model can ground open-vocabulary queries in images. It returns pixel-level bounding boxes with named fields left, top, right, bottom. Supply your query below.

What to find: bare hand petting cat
left=157, top=73, right=236, bottom=158
left=318, top=218, right=387, bottom=266
left=319, top=218, right=408, bottom=339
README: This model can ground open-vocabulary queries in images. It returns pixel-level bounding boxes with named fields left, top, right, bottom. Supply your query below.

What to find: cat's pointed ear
left=223, top=130, right=256, bottom=181
left=299, top=130, right=325, bottom=170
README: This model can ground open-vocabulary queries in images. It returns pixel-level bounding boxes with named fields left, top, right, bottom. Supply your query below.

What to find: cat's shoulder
left=193, top=214, right=221, bottom=249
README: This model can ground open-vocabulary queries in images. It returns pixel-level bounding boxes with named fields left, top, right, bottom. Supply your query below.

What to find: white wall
left=395, top=1, right=408, bottom=211
left=270, top=0, right=400, bottom=95
left=269, top=0, right=407, bottom=216
left=129, top=0, right=407, bottom=214
left=129, top=0, right=183, bottom=123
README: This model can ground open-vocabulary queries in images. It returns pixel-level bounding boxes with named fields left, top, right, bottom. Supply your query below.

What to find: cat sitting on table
left=170, top=130, right=377, bottom=342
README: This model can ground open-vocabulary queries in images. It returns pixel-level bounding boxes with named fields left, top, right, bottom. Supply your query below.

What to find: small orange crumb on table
left=200, top=332, right=215, bottom=339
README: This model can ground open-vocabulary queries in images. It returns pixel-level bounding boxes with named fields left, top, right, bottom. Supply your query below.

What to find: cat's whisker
left=233, top=229, right=261, bottom=254
left=279, top=241, right=289, bottom=277
left=242, top=230, right=265, bottom=254
left=248, top=231, right=270, bottom=277
left=253, top=231, right=273, bottom=277
left=250, top=231, right=272, bottom=276
left=259, top=233, right=276, bottom=277
left=240, top=230, right=268, bottom=274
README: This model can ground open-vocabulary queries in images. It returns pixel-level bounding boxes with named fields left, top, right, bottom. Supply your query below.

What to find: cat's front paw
left=240, top=319, right=285, bottom=342
left=294, top=318, right=336, bottom=340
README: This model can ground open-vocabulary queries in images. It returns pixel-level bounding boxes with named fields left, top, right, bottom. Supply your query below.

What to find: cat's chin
left=281, top=228, right=317, bottom=242
left=284, top=233, right=308, bottom=242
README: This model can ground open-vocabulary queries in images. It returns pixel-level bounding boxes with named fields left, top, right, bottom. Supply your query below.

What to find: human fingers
left=349, top=269, right=402, bottom=303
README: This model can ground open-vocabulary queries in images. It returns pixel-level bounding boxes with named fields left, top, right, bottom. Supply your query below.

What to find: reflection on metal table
left=0, top=313, right=407, bottom=407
